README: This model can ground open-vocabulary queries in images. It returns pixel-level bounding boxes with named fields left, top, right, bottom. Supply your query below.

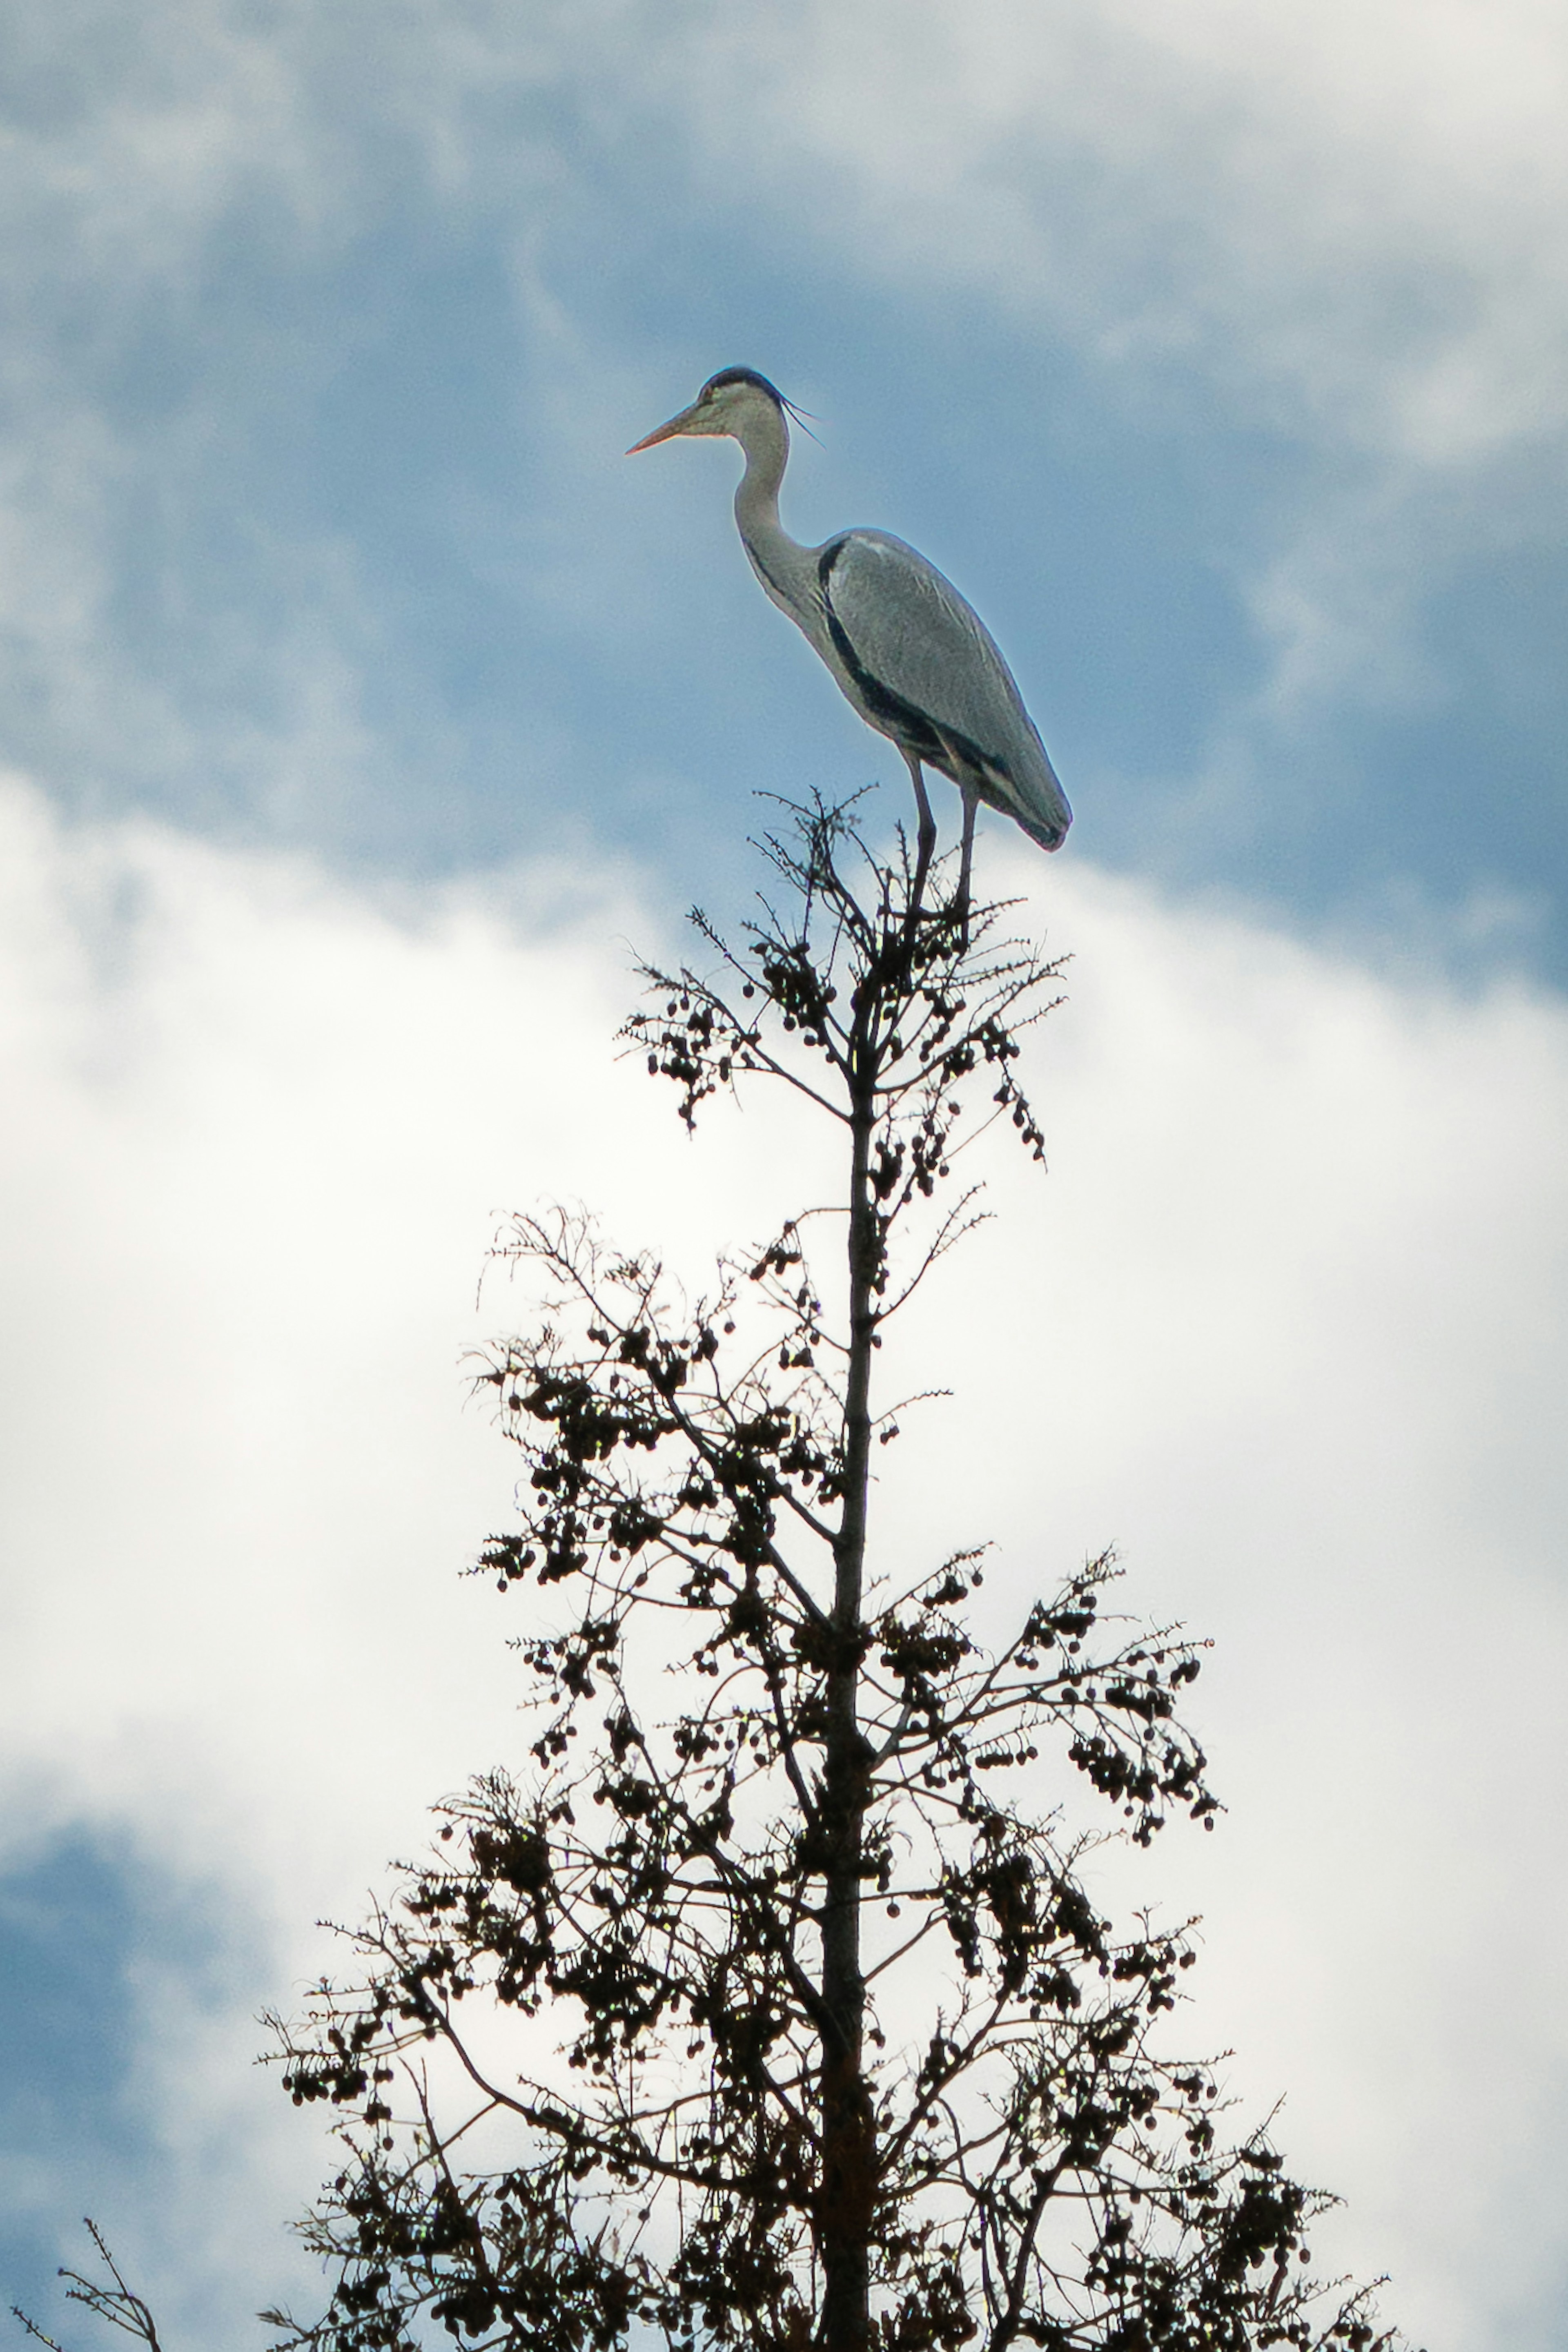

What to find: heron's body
left=629, top=367, right=1071, bottom=898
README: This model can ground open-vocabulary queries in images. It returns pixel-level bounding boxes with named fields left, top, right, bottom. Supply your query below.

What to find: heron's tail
left=994, top=727, right=1072, bottom=853
left=978, top=738, right=1072, bottom=853
left=1016, top=802, right=1071, bottom=853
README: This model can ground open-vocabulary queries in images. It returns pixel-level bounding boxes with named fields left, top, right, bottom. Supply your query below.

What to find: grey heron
left=628, top=367, right=1071, bottom=909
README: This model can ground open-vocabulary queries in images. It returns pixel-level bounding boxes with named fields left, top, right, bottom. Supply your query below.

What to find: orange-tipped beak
left=626, top=404, right=700, bottom=455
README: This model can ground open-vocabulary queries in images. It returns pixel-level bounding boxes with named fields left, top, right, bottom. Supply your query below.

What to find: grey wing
left=819, top=531, right=1071, bottom=850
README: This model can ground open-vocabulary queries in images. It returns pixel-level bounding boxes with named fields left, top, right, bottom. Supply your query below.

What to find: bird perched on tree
left=628, top=366, right=1071, bottom=909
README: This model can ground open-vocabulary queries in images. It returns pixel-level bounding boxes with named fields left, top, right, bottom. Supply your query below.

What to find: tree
left=11, top=2222, right=164, bottom=2352
left=261, top=800, right=1401, bottom=2352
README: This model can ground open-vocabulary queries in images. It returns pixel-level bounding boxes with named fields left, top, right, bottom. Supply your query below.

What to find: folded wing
left=817, top=531, right=1071, bottom=851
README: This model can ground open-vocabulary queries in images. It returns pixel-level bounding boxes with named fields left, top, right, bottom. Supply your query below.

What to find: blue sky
left=2, top=4, right=1567, bottom=2349
left=6, top=0, right=1565, bottom=956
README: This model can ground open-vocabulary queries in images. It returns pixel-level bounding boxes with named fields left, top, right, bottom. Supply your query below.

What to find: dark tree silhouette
left=265, top=804, right=1399, bottom=2352
left=11, top=2222, right=164, bottom=2352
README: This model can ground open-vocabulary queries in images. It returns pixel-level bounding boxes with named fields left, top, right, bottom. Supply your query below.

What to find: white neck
left=729, top=398, right=818, bottom=616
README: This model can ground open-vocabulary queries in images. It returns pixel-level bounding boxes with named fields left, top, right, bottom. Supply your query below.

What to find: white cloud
left=13, top=0, right=1559, bottom=472
left=0, top=1, right=558, bottom=288
left=1, top=779, right=1565, bottom=2346
left=0, top=0, right=584, bottom=815
left=661, top=0, right=1568, bottom=469
left=908, top=842, right=1568, bottom=2347
left=0, top=771, right=790, bottom=1908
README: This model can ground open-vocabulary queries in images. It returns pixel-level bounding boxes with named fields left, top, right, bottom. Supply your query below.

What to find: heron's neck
left=731, top=402, right=802, bottom=586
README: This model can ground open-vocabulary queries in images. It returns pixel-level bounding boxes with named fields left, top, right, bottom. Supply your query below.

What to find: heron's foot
left=953, top=826, right=975, bottom=951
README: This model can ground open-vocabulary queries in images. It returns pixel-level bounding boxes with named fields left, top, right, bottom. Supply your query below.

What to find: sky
left=0, top=1, right=1566, bottom=2347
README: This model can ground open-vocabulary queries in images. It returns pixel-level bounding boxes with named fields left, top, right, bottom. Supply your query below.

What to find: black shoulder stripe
left=818, top=542, right=941, bottom=762
left=817, top=540, right=1002, bottom=783
left=816, top=536, right=850, bottom=600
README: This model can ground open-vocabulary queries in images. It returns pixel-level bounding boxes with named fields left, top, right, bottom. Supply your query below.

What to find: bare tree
left=12, top=2223, right=164, bottom=2352
left=266, top=803, right=1398, bottom=2352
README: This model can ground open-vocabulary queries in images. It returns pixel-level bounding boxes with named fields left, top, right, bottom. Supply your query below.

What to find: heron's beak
left=626, top=403, right=702, bottom=455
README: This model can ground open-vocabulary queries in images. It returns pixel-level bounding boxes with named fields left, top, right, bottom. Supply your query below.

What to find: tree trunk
left=817, top=1026, right=880, bottom=2352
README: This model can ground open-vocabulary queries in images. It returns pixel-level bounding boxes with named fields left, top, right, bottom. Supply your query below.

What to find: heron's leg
left=904, top=750, right=936, bottom=910
left=957, top=785, right=978, bottom=922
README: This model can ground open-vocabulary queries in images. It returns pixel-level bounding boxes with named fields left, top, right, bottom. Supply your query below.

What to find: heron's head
left=627, top=368, right=791, bottom=454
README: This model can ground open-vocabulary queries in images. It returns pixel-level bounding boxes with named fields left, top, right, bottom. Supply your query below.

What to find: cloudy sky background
left=2, top=2, right=1566, bottom=2347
